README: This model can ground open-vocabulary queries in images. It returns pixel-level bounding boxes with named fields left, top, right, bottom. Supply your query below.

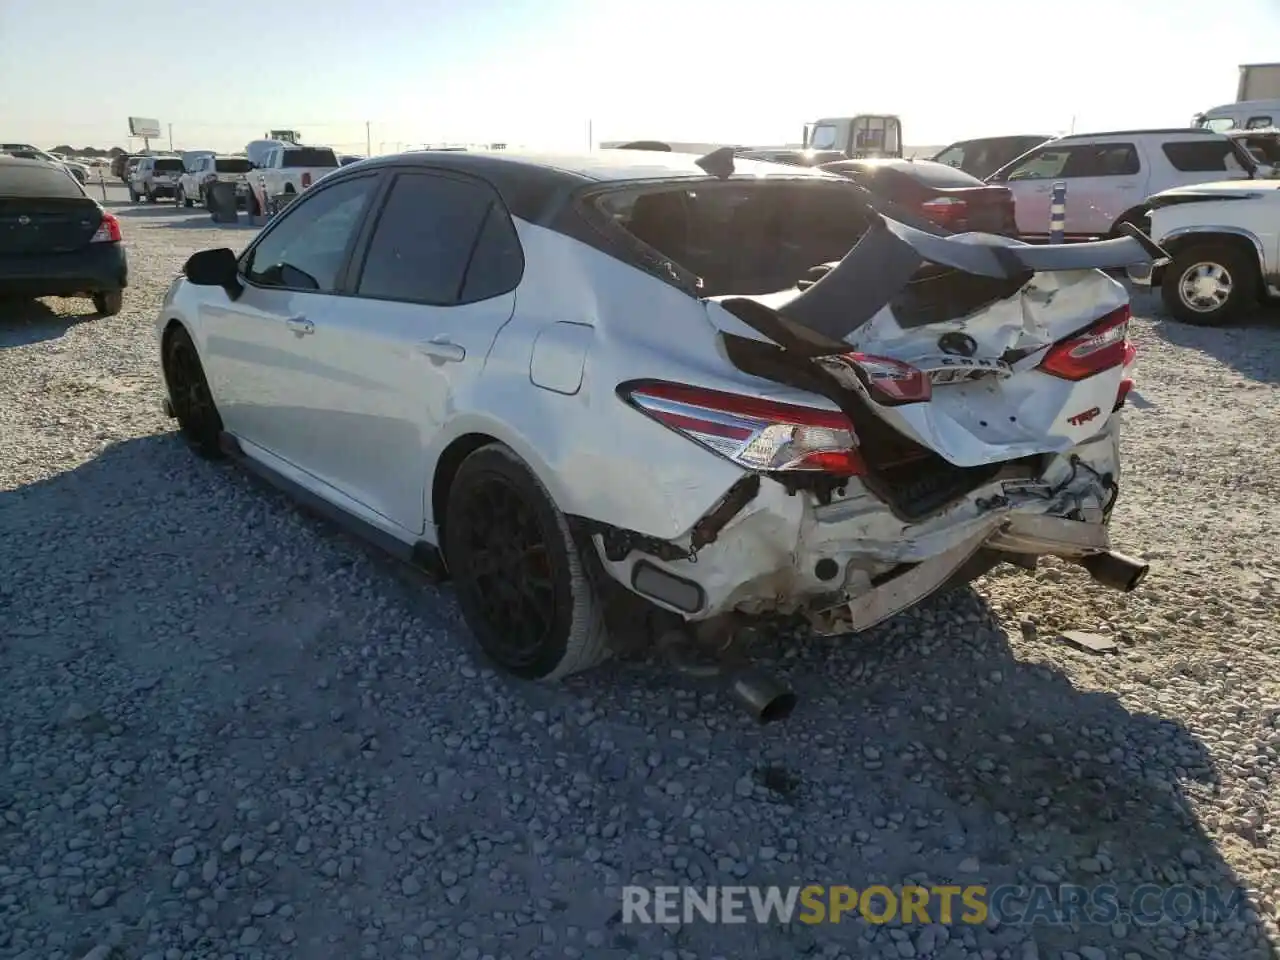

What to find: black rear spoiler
left=774, top=214, right=1169, bottom=341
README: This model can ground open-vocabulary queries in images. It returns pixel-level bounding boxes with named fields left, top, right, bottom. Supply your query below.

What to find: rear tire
left=91, top=290, right=123, bottom=316
left=163, top=325, right=224, bottom=459
left=443, top=444, right=610, bottom=681
left=1160, top=242, right=1257, bottom=326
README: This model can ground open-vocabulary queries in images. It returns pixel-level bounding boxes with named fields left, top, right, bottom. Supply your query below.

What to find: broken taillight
left=919, top=196, right=968, bottom=229
left=1038, top=305, right=1131, bottom=381
left=827, top=353, right=933, bottom=406
left=618, top=380, right=866, bottom=476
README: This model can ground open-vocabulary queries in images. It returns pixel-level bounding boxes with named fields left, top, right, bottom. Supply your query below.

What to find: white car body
left=988, top=129, right=1257, bottom=241
left=1127, top=178, right=1280, bottom=323
left=154, top=151, right=1155, bottom=691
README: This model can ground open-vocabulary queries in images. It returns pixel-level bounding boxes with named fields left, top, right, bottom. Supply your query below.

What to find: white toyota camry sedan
left=156, top=148, right=1161, bottom=718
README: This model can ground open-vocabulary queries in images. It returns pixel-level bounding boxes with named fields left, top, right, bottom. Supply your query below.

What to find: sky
left=2, top=0, right=1278, bottom=155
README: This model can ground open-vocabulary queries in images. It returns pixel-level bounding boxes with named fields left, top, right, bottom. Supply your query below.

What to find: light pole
left=168, top=124, right=173, bottom=151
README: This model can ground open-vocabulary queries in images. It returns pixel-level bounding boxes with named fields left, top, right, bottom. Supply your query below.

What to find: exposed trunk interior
left=598, top=180, right=879, bottom=297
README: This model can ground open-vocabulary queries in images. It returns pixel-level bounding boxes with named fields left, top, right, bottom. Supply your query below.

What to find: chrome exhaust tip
left=727, top=669, right=797, bottom=724
left=1076, top=550, right=1150, bottom=592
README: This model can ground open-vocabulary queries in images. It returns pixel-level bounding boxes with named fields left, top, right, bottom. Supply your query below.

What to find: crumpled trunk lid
left=703, top=214, right=1161, bottom=518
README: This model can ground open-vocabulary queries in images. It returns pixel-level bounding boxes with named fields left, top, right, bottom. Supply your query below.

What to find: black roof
left=322, top=149, right=833, bottom=222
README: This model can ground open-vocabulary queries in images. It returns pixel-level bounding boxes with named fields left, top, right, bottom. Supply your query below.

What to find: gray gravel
left=2, top=200, right=1279, bottom=960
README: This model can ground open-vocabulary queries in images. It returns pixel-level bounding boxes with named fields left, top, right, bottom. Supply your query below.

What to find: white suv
left=987, top=129, right=1259, bottom=241
left=1127, top=179, right=1280, bottom=325
left=176, top=155, right=254, bottom=208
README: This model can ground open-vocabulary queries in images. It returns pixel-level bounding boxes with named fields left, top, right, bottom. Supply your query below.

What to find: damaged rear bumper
left=590, top=422, right=1131, bottom=631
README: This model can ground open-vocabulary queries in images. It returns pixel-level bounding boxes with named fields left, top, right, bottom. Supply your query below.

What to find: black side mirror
left=184, top=247, right=243, bottom=299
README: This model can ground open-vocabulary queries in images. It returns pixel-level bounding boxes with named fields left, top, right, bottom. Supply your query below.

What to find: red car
left=820, top=157, right=1018, bottom=236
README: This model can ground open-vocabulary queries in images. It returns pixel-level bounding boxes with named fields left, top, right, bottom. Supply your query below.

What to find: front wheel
left=443, top=444, right=609, bottom=681
left=1160, top=243, right=1257, bottom=326
left=91, top=290, right=123, bottom=316
left=163, top=325, right=224, bottom=459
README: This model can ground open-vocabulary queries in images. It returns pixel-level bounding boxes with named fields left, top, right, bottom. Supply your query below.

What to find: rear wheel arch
left=1109, top=206, right=1152, bottom=237
left=432, top=432, right=501, bottom=544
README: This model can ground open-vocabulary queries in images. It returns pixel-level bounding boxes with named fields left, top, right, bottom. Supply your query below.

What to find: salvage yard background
left=1, top=187, right=1278, bottom=960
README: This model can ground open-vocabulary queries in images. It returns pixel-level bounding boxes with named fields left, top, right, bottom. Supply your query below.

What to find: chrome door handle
left=285, top=317, right=314, bottom=336
left=416, top=337, right=465, bottom=362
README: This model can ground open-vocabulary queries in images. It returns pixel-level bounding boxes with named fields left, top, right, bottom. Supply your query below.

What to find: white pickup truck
left=246, top=143, right=340, bottom=214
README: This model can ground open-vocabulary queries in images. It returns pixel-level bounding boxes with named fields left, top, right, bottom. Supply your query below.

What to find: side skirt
left=217, top=431, right=449, bottom=581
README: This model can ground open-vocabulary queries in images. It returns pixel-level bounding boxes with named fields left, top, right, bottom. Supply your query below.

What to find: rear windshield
left=215, top=158, right=252, bottom=173
left=154, top=158, right=184, bottom=172
left=900, top=161, right=985, bottom=188
left=0, top=161, right=84, bottom=198
left=282, top=148, right=338, bottom=168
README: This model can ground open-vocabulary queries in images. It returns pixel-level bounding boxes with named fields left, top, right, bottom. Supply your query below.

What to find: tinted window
left=356, top=173, right=514, bottom=305
left=215, top=158, right=251, bottom=173
left=282, top=148, right=338, bottom=168
left=1161, top=140, right=1245, bottom=172
left=1062, top=143, right=1139, bottom=177
left=460, top=204, right=524, bottom=302
left=245, top=176, right=375, bottom=291
left=0, top=160, right=83, bottom=198
left=154, top=159, right=184, bottom=172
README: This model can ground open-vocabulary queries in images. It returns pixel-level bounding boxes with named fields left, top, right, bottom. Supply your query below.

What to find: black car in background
left=820, top=157, right=1019, bottom=236
left=0, top=157, right=127, bottom=316
left=931, top=135, right=1052, bottom=179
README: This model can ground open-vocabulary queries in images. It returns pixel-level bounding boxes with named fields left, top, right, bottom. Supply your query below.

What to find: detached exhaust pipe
left=658, top=628, right=797, bottom=723
left=726, top=669, right=797, bottom=724
left=1075, top=550, right=1150, bottom=592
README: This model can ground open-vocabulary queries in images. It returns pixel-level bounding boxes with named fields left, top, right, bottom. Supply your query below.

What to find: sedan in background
left=0, top=156, right=127, bottom=315
left=0, top=144, right=91, bottom=184
left=820, top=157, right=1019, bottom=235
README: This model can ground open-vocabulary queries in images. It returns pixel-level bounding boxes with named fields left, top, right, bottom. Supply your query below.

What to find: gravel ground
left=1, top=201, right=1279, bottom=960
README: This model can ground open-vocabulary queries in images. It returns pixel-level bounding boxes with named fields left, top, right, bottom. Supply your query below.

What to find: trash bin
left=208, top=182, right=239, bottom=224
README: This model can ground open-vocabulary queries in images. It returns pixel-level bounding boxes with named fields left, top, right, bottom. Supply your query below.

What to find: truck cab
left=803, top=115, right=903, bottom=159
left=1193, top=99, right=1280, bottom=133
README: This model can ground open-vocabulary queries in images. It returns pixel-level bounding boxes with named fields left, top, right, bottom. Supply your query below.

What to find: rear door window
left=1161, top=140, right=1245, bottom=172
left=355, top=172, right=519, bottom=305
left=1246, top=115, right=1274, bottom=129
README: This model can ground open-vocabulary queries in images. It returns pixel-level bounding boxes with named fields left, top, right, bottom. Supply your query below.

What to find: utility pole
left=168, top=124, right=174, bottom=151
left=587, top=119, right=593, bottom=151
left=366, top=121, right=372, bottom=157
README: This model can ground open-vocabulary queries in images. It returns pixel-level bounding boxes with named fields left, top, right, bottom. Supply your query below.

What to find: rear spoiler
left=775, top=214, right=1169, bottom=340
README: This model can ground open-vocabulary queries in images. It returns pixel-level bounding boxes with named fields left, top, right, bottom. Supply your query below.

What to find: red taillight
left=619, top=380, right=866, bottom=477
left=301, top=172, right=313, bottom=188
left=825, top=353, right=932, bottom=406
left=1038, top=305, right=1131, bottom=381
left=90, top=212, right=122, bottom=243
left=919, top=196, right=968, bottom=228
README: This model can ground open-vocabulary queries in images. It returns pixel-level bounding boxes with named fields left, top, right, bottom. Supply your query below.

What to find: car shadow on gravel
left=0, top=298, right=97, bottom=347
left=1152, top=306, right=1280, bottom=386
left=113, top=204, right=194, bottom=219
left=2, top=435, right=1274, bottom=960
